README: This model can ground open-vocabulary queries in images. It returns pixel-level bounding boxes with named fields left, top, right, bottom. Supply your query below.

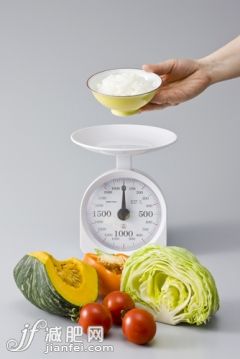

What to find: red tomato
left=103, top=291, right=135, bottom=325
left=78, top=303, right=112, bottom=336
left=122, top=308, right=156, bottom=345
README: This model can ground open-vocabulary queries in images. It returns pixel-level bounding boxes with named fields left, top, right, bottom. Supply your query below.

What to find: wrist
left=197, top=56, right=218, bottom=86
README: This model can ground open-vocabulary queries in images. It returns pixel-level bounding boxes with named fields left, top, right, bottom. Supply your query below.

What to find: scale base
left=80, top=226, right=167, bottom=255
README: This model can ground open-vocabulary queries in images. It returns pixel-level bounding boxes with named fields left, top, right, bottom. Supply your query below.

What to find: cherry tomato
left=103, top=291, right=135, bottom=325
left=78, top=303, right=112, bottom=336
left=122, top=308, right=156, bottom=345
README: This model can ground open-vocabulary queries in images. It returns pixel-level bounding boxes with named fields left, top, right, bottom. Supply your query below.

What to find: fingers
left=141, top=59, right=183, bottom=112
left=149, top=88, right=174, bottom=105
left=142, top=59, right=176, bottom=76
left=139, top=103, right=171, bottom=112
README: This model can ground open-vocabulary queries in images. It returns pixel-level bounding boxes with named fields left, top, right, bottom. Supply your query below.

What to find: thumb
left=142, top=59, right=175, bottom=75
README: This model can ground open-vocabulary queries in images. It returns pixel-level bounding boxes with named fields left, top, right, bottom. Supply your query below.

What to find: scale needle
left=117, top=182, right=130, bottom=221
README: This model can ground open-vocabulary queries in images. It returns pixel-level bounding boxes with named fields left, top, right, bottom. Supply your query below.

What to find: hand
left=140, top=59, right=211, bottom=111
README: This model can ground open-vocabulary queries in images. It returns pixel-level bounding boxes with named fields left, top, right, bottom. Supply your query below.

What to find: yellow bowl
left=87, top=68, right=162, bottom=117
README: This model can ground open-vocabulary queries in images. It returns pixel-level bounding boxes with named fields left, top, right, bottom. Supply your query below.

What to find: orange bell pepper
left=83, top=251, right=128, bottom=297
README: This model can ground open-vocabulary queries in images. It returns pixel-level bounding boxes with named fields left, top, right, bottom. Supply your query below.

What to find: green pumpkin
left=13, top=252, right=98, bottom=321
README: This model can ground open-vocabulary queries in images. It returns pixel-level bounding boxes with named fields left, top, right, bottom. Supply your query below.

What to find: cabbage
left=121, top=245, right=219, bottom=325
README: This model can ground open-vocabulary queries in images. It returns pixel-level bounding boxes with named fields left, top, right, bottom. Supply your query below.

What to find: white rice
left=96, top=71, right=159, bottom=96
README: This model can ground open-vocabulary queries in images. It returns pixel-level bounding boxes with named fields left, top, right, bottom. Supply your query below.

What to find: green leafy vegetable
left=121, top=245, right=219, bottom=325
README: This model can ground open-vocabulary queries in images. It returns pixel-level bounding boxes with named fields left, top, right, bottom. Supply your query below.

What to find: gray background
left=0, top=0, right=239, bottom=358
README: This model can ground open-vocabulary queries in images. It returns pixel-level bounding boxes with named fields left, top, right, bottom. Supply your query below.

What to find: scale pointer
left=117, top=184, right=130, bottom=221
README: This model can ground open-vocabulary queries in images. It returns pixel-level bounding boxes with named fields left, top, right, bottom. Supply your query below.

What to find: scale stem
left=116, top=155, right=132, bottom=170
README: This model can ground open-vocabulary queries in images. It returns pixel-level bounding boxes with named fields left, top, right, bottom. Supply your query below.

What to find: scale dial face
left=86, top=177, right=162, bottom=251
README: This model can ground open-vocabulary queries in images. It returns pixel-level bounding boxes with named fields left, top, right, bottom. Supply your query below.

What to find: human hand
left=141, top=59, right=212, bottom=111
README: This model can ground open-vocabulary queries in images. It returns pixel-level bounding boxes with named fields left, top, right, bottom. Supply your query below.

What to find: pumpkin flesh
left=30, top=251, right=97, bottom=306
left=14, top=252, right=98, bottom=321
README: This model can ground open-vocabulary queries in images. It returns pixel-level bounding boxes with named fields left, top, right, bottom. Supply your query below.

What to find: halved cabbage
left=121, top=245, right=219, bottom=325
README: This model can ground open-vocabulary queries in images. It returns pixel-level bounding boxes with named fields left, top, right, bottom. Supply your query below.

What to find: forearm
left=199, top=35, right=240, bottom=85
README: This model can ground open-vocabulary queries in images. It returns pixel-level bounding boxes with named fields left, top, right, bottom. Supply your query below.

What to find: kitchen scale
left=71, top=124, right=177, bottom=254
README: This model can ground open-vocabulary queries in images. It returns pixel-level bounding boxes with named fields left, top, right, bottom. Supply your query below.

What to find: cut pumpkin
left=13, top=252, right=98, bottom=321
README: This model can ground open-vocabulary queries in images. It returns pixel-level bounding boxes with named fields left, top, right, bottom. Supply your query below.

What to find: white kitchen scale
left=71, top=124, right=177, bottom=254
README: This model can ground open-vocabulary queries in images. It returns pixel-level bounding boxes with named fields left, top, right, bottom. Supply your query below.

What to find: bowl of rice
left=87, top=68, right=162, bottom=116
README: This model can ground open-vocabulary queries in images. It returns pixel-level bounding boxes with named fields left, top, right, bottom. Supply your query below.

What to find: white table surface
left=3, top=221, right=240, bottom=359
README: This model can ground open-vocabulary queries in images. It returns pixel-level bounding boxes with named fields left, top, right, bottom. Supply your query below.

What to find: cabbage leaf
left=121, top=245, right=219, bottom=325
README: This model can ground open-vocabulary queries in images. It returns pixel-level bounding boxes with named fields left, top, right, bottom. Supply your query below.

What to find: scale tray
left=71, top=124, right=177, bottom=156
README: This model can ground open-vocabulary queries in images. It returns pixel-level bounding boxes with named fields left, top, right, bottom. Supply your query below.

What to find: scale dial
left=86, top=177, right=162, bottom=251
